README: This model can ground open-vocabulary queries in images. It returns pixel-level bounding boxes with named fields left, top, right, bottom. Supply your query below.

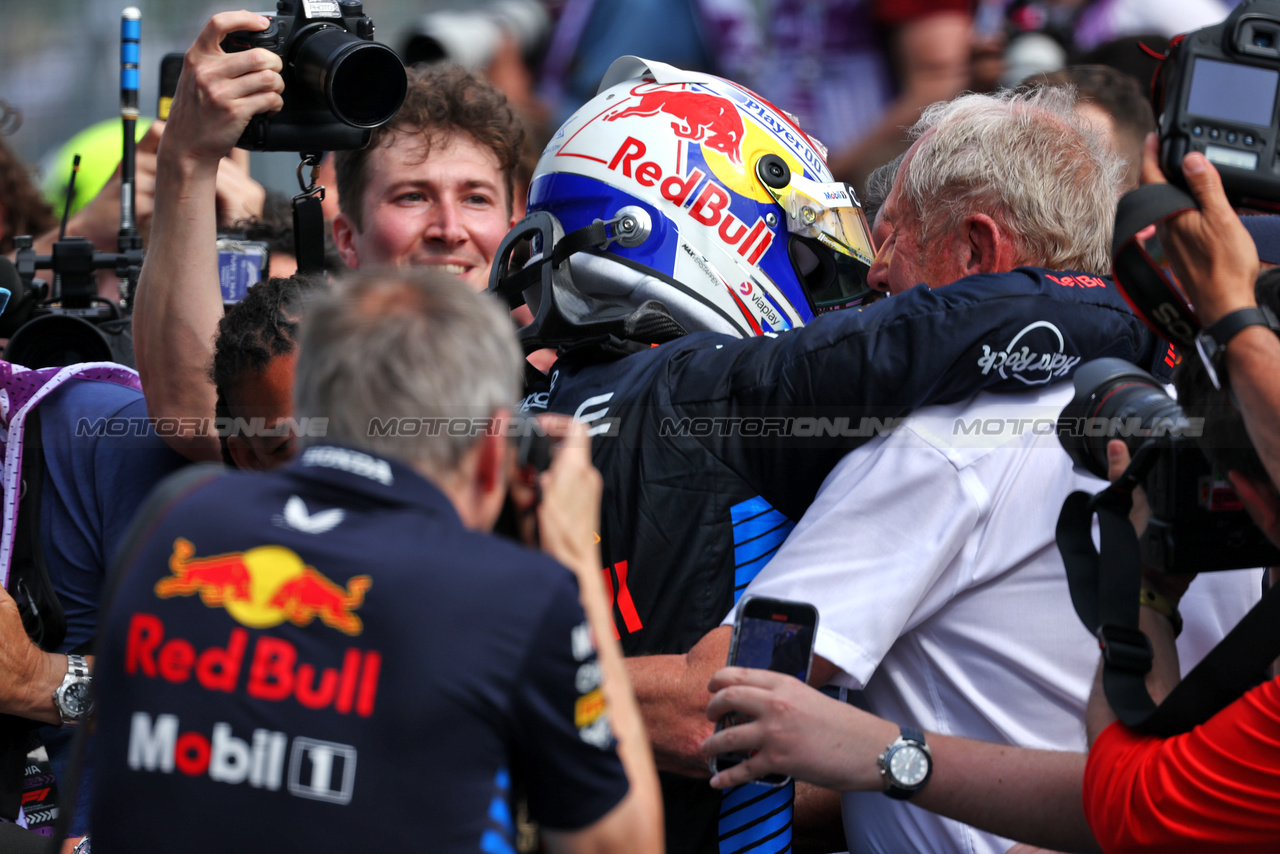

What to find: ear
left=470, top=428, right=511, bottom=532
left=1229, top=469, right=1280, bottom=546
left=963, top=213, right=1017, bottom=276
left=227, top=434, right=260, bottom=471
left=331, top=213, right=361, bottom=270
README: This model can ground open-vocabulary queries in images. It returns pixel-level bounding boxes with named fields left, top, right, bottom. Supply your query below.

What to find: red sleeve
left=872, top=0, right=973, bottom=27
left=1084, top=677, right=1280, bottom=853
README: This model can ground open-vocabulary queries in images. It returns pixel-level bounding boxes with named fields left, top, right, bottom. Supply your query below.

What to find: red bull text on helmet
left=526, top=57, right=868, bottom=339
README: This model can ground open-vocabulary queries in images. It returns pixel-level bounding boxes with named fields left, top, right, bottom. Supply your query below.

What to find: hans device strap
left=1057, top=455, right=1280, bottom=737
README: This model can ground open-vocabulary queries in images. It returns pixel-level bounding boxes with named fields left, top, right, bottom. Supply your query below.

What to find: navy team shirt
left=89, top=445, right=629, bottom=853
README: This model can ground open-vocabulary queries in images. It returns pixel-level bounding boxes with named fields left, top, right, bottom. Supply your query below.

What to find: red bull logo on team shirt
left=604, top=83, right=746, bottom=165
left=126, top=613, right=381, bottom=717
left=156, top=539, right=370, bottom=636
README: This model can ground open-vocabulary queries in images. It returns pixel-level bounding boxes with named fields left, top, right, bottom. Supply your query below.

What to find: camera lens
left=293, top=25, right=407, bottom=128
left=1057, top=358, right=1184, bottom=479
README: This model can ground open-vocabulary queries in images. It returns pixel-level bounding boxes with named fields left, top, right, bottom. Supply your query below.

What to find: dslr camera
left=1058, top=358, right=1280, bottom=573
left=1157, top=0, right=1280, bottom=207
left=222, top=0, right=407, bottom=151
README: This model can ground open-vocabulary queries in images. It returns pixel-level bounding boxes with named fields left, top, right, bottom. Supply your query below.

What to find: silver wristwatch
left=878, top=725, right=932, bottom=800
left=52, top=654, right=93, bottom=726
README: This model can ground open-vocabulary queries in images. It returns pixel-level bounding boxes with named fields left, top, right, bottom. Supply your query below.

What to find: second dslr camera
left=223, top=0, right=407, bottom=151
left=1158, top=0, right=1280, bottom=207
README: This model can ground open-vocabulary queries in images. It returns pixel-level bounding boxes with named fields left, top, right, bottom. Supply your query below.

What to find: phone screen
left=710, top=596, right=817, bottom=784
left=216, top=238, right=270, bottom=303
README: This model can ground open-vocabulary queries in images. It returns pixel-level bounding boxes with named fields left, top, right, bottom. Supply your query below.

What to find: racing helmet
left=490, top=56, right=876, bottom=351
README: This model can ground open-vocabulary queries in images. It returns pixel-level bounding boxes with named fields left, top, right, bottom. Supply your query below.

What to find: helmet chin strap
left=489, top=210, right=687, bottom=354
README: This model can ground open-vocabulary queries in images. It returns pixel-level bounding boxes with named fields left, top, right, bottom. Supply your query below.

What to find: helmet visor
left=766, top=173, right=877, bottom=311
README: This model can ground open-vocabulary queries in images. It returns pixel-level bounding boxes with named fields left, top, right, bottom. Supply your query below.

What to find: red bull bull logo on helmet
left=156, top=539, right=371, bottom=636
left=604, top=83, right=745, bottom=165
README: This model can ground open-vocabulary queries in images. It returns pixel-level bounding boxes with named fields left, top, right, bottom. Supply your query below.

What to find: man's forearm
left=133, top=152, right=224, bottom=462
left=914, top=738, right=1099, bottom=854
left=1, top=651, right=65, bottom=727
left=625, top=626, right=731, bottom=775
left=1226, top=325, right=1280, bottom=493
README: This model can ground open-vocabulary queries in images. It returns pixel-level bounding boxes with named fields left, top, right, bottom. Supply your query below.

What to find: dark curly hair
left=210, top=273, right=328, bottom=463
left=334, top=63, right=525, bottom=229
left=0, top=136, right=55, bottom=255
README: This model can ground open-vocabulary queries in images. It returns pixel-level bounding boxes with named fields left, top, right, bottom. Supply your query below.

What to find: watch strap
left=54, top=654, right=92, bottom=726
left=1196, top=305, right=1280, bottom=390
left=1204, top=305, right=1279, bottom=347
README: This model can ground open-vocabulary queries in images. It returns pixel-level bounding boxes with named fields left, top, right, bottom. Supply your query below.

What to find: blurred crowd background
left=0, top=0, right=1241, bottom=209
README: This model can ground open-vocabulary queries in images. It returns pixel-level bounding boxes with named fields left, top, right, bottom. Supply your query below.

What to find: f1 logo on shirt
left=128, top=712, right=358, bottom=805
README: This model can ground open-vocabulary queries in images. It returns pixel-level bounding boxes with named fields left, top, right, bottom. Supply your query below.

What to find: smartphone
left=158, top=53, right=184, bottom=120
left=709, top=595, right=818, bottom=786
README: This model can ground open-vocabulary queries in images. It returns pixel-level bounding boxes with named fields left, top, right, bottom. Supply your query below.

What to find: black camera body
left=1158, top=0, right=1280, bottom=208
left=2, top=235, right=140, bottom=369
left=1059, top=358, right=1280, bottom=573
left=222, top=0, right=407, bottom=152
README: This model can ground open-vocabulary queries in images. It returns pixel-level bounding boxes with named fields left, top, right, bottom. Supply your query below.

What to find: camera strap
left=1059, top=454, right=1280, bottom=736
left=1110, top=183, right=1202, bottom=348
left=292, top=151, right=326, bottom=276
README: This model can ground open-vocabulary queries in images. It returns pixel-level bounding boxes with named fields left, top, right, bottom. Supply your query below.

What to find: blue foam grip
left=121, top=41, right=140, bottom=64
left=121, top=19, right=140, bottom=41
left=122, top=68, right=139, bottom=91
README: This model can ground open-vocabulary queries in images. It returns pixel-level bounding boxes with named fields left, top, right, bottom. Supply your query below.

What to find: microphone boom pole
left=118, top=6, right=142, bottom=305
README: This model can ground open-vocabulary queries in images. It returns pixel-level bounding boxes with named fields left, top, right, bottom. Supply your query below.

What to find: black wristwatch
left=52, top=654, right=93, bottom=727
left=1194, top=305, right=1280, bottom=391
left=878, top=725, right=932, bottom=800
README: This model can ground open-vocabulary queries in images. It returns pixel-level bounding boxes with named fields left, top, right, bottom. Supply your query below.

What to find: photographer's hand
left=215, top=149, right=266, bottom=229
left=534, top=415, right=602, bottom=582
left=160, top=11, right=283, bottom=167
left=1140, top=133, right=1259, bottom=326
left=532, top=416, right=664, bottom=854
left=135, top=11, right=282, bottom=463
left=1085, top=440, right=1186, bottom=745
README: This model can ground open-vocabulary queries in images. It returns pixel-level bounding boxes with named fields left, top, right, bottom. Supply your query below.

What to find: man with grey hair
left=869, top=86, right=1122, bottom=297
left=637, top=86, right=1260, bottom=854
left=85, top=268, right=662, bottom=853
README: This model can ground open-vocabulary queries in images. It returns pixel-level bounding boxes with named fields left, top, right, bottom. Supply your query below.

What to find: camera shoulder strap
left=1059, top=470, right=1280, bottom=736
left=292, top=151, right=327, bottom=276
left=1111, top=183, right=1202, bottom=348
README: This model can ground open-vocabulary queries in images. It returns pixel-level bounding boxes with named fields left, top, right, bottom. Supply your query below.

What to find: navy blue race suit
left=518, top=267, right=1173, bottom=854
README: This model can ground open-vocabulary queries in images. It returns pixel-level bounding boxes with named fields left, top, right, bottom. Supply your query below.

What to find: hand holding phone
left=709, top=596, right=818, bottom=786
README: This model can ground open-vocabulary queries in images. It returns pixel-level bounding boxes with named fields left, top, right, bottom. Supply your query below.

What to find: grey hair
left=899, top=86, right=1125, bottom=275
left=293, top=267, right=523, bottom=479
left=862, top=151, right=904, bottom=227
